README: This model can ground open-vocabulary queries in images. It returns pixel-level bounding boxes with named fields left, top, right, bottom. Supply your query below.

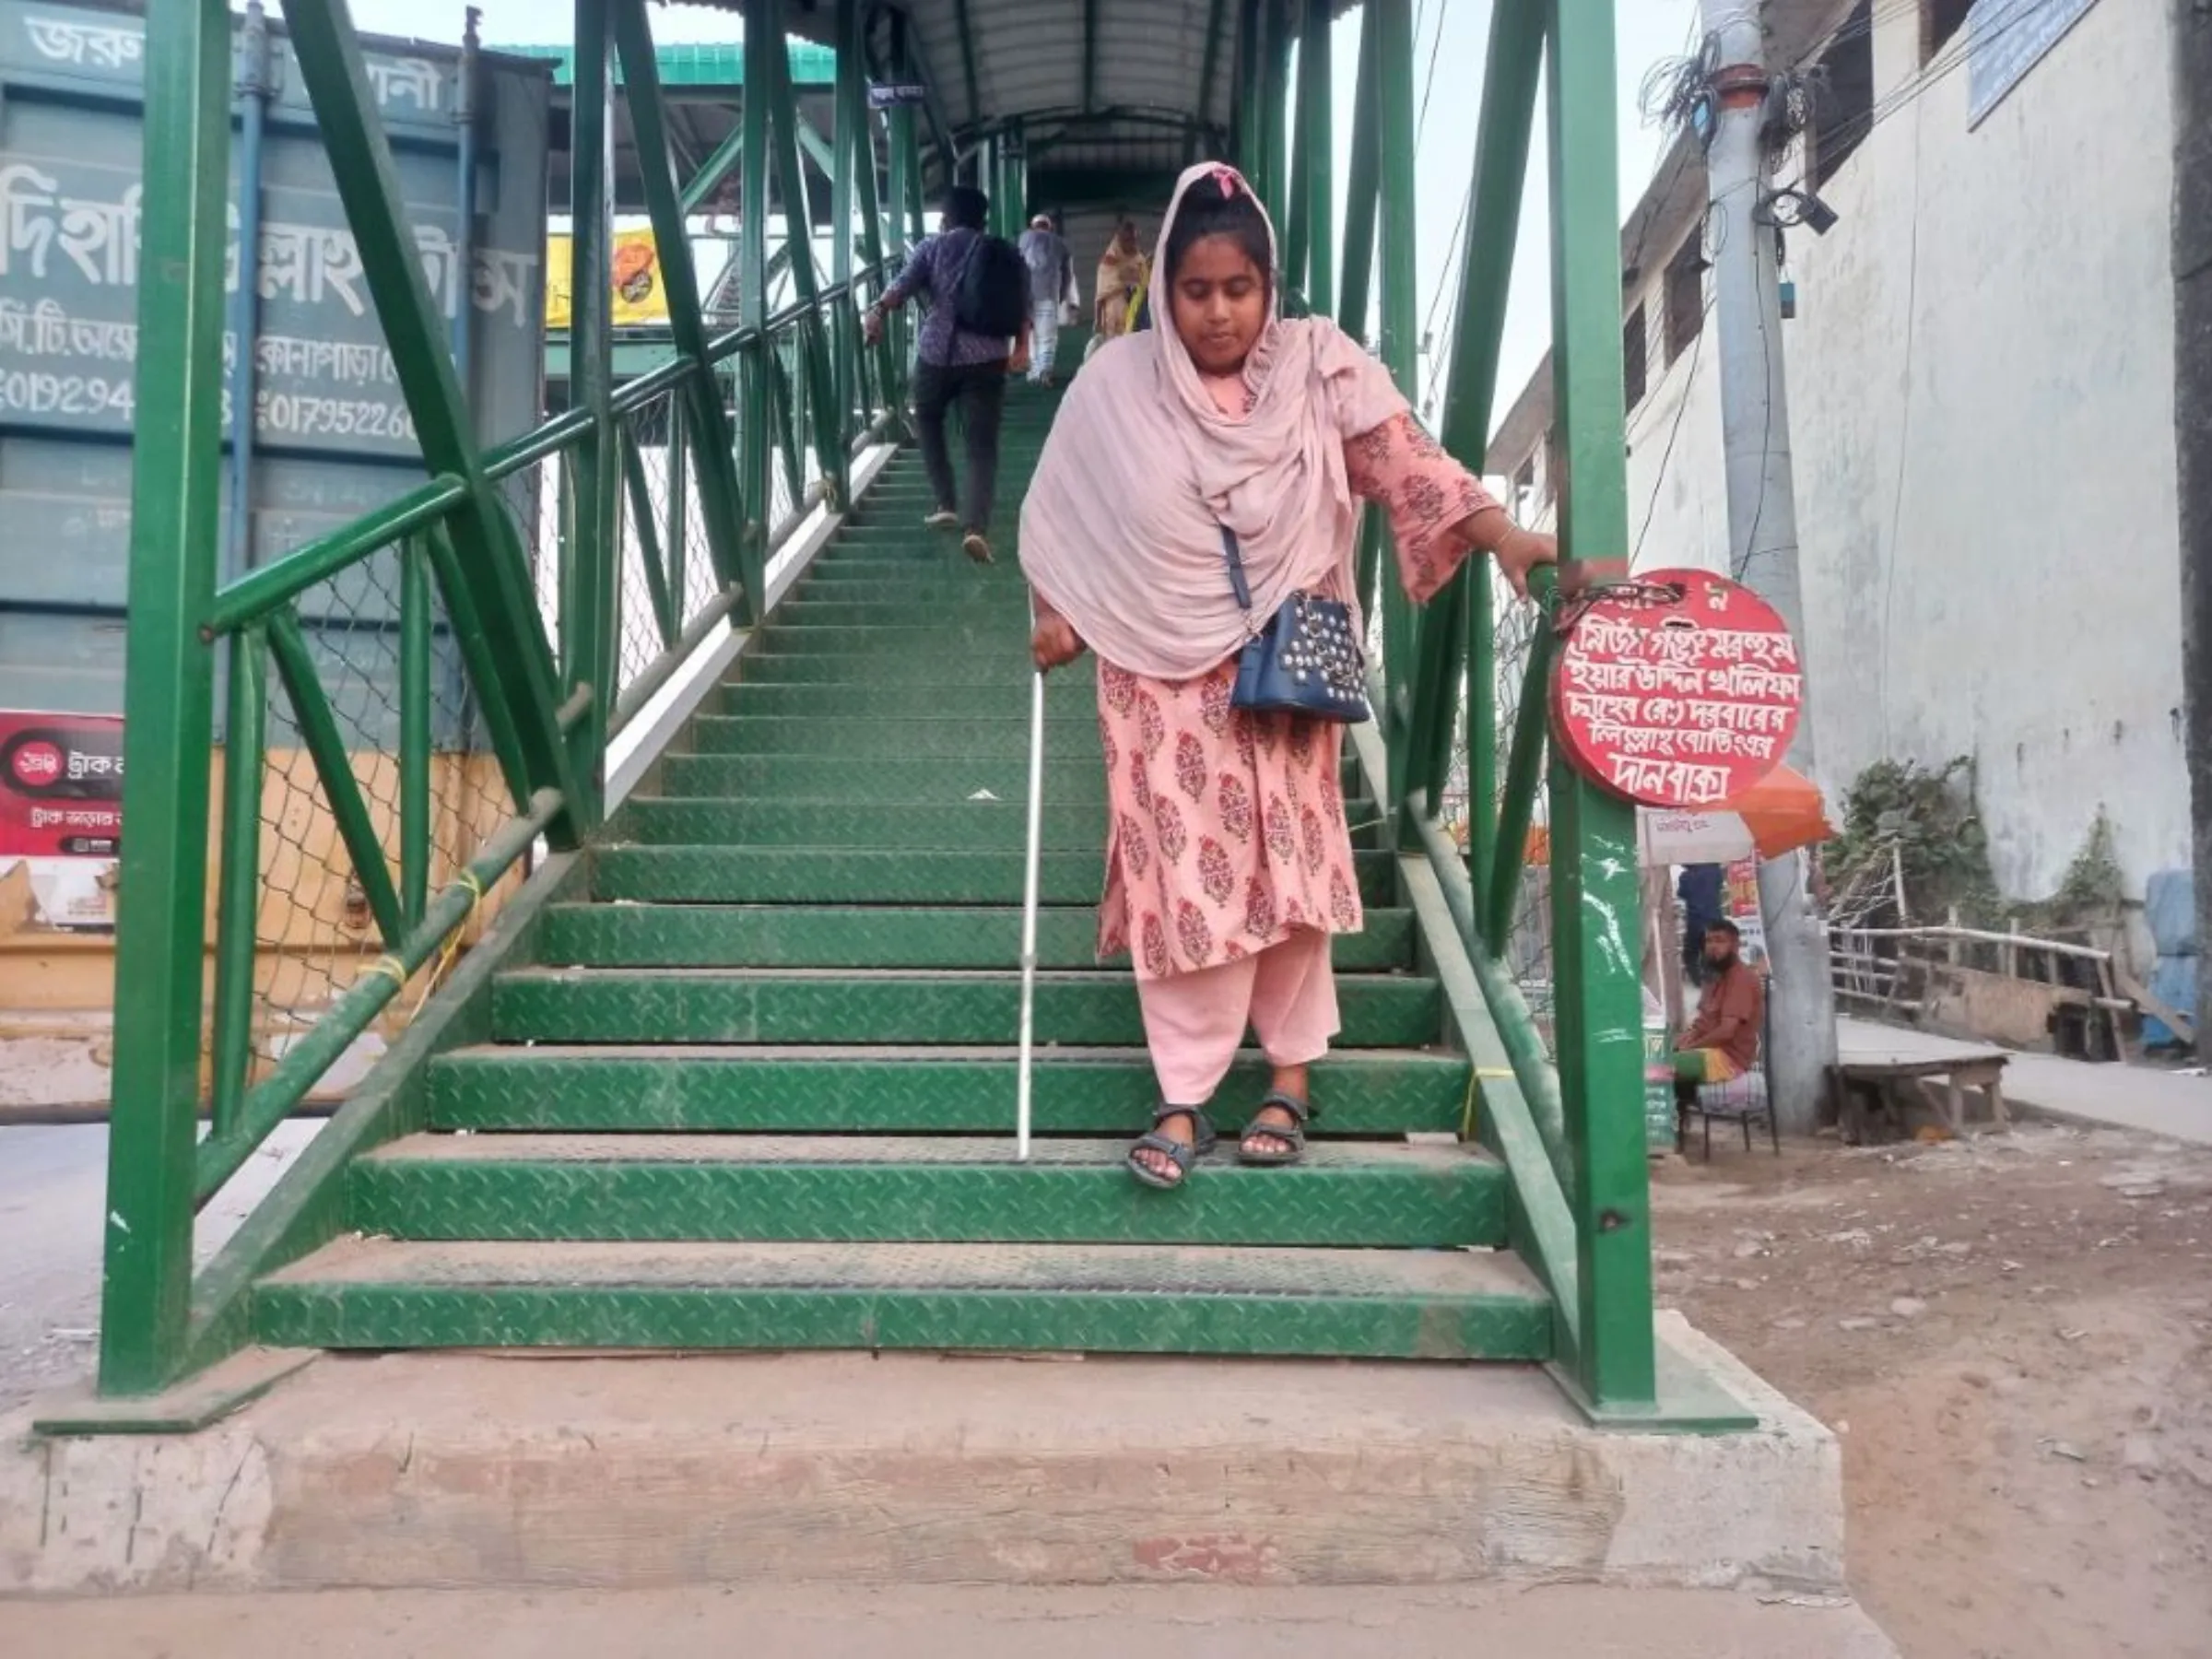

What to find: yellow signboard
left=544, top=229, right=671, bottom=329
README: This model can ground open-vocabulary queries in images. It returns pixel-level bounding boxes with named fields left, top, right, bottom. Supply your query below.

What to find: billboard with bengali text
left=0, top=0, right=552, bottom=735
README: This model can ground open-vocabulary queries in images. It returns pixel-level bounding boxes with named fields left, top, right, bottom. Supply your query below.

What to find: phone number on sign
left=0, top=371, right=417, bottom=441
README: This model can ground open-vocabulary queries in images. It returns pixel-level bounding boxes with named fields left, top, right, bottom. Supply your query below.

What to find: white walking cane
left=1016, top=603, right=1048, bottom=1162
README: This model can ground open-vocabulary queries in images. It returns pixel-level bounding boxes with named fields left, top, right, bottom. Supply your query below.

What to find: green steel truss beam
left=679, top=119, right=747, bottom=214
left=757, top=0, right=847, bottom=503
left=1187, top=0, right=1233, bottom=163
left=951, top=0, right=982, bottom=132
left=276, top=0, right=580, bottom=829
left=1370, top=0, right=1419, bottom=818
left=1297, top=0, right=1332, bottom=314
left=612, top=0, right=757, bottom=606
left=98, top=0, right=233, bottom=1394
left=1542, top=0, right=1655, bottom=1412
left=565, top=0, right=618, bottom=816
left=1336, top=0, right=1377, bottom=339
left=1082, top=0, right=1101, bottom=113
left=1403, top=0, right=1541, bottom=825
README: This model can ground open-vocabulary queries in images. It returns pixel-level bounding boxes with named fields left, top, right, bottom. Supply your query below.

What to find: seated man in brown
left=1666, top=918, right=1764, bottom=1111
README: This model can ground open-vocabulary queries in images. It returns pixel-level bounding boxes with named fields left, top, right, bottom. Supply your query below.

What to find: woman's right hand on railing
left=1030, top=613, right=1086, bottom=673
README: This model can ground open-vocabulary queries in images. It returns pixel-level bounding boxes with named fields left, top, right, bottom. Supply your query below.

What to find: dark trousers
left=912, top=359, right=1006, bottom=535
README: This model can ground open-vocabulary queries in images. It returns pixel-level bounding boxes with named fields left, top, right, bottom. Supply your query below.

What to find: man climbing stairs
left=252, top=393, right=1556, bottom=1363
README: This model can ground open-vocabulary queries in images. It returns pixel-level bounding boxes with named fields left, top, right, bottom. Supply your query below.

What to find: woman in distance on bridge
left=1019, top=163, right=1556, bottom=1189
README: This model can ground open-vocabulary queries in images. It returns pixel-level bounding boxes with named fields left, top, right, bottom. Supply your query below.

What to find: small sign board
left=1551, top=567, right=1803, bottom=808
left=867, top=81, right=926, bottom=110
left=1968, top=0, right=2100, bottom=128
left=0, top=709, right=122, bottom=930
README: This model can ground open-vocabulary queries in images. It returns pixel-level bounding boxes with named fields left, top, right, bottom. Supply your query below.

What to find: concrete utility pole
left=2175, top=0, right=2212, bottom=1052
left=1698, top=0, right=1838, bottom=1133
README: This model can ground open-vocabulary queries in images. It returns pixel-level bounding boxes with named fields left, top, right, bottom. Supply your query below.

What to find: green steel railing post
left=1448, top=3, right=1542, bottom=899
left=1233, top=0, right=1262, bottom=171
left=1082, top=0, right=1101, bottom=114
left=739, top=0, right=776, bottom=559
left=679, top=124, right=747, bottom=216
left=1484, top=588, right=1559, bottom=948
left=665, top=395, right=688, bottom=609
left=208, top=626, right=267, bottom=1152
left=265, top=609, right=405, bottom=946
left=830, top=0, right=860, bottom=449
left=1369, top=0, right=1421, bottom=831
left=566, top=0, right=616, bottom=812
left=1188, top=0, right=1233, bottom=163
left=1336, top=1, right=1378, bottom=341
left=1405, top=0, right=1543, bottom=835
left=99, top=0, right=231, bottom=1395
left=951, top=0, right=982, bottom=133
left=619, top=423, right=678, bottom=643
left=278, top=0, right=580, bottom=834
left=1545, top=0, right=1656, bottom=1412
left=1281, top=39, right=1309, bottom=299
left=399, top=539, right=432, bottom=925
left=613, top=0, right=759, bottom=610
left=1297, top=0, right=1332, bottom=315
left=846, top=8, right=896, bottom=418
left=758, top=0, right=847, bottom=505
left=886, top=12, right=918, bottom=255
left=1258, top=2, right=1288, bottom=229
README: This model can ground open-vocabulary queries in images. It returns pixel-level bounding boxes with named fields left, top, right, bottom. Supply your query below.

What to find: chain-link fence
left=229, top=534, right=508, bottom=1107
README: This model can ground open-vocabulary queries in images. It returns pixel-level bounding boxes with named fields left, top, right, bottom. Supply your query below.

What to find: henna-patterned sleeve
left=1344, top=412, right=1502, bottom=605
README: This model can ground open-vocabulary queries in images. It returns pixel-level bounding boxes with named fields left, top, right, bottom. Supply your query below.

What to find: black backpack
left=952, top=232, right=1030, bottom=336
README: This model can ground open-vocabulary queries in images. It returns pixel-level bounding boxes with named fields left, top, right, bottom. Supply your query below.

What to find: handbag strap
left=1218, top=525, right=1253, bottom=614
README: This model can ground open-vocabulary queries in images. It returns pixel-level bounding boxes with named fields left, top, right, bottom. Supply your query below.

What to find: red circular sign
left=1550, top=567, right=1802, bottom=807
left=10, top=740, right=63, bottom=790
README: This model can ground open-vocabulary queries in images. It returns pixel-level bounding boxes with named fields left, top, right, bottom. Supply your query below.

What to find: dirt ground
left=1652, top=1120, right=2212, bottom=1659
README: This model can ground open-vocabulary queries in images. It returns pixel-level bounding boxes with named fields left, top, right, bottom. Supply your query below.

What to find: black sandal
left=1237, top=1091, right=1312, bottom=1166
left=1126, top=1104, right=1216, bottom=1190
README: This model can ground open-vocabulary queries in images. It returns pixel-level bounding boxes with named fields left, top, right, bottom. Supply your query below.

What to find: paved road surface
left=0, top=1121, right=320, bottom=1411
left=0, top=1583, right=1899, bottom=1657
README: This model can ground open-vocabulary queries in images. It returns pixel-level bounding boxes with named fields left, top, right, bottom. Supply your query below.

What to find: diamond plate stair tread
left=366, top=1133, right=1484, bottom=1168
left=535, top=903, right=1413, bottom=971
left=717, top=685, right=1107, bottom=720
left=253, top=1239, right=1551, bottom=1364
left=262, top=1238, right=1541, bottom=1297
left=589, top=847, right=1395, bottom=907
left=425, top=1046, right=1465, bottom=1136
left=731, top=654, right=1098, bottom=682
left=489, top=968, right=1440, bottom=1046
left=347, top=1135, right=1506, bottom=1248
left=659, top=756, right=1118, bottom=800
left=688, top=716, right=1103, bottom=759
left=618, top=796, right=1383, bottom=851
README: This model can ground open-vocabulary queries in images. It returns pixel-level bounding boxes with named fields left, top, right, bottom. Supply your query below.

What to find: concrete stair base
left=5, top=1313, right=1841, bottom=1597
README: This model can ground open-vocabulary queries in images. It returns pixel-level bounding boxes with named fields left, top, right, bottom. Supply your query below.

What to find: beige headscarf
left=1019, top=163, right=1406, bottom=681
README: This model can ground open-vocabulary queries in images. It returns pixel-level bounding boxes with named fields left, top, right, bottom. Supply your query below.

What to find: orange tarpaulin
left=1516, top=765, right=1833, bottom=867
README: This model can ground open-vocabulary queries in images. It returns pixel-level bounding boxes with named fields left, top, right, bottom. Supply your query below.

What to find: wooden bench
left=1832, top=1018, right=2009, bottom=1143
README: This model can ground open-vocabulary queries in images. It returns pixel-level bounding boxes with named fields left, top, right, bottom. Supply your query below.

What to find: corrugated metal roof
left=666, top=2, right=1359, bottom=154
left=498, top=39, right=837, bottom=88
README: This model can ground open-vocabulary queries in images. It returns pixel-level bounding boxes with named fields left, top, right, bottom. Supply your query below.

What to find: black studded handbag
left=1218, top=525, right=1371, bottom=724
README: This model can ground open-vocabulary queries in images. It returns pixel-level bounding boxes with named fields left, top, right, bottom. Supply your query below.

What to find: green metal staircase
left=250, top=394, right=1556, bottom=1362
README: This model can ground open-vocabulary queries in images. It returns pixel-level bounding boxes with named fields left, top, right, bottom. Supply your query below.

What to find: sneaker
left=924, top=509, right=959, bottom=530
left=961, top=532, right=993, bottom=565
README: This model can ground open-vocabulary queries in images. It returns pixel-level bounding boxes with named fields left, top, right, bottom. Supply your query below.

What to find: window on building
left=1512, top=457, right=1536, bottom=523
left=1811, top=0, right=1874, bottom=189
left=1622, top=302, right=1648, bottom=411
left=1922, top=0, right=1973, bottom=62
left=1665, top=234, right=1704, bottom=364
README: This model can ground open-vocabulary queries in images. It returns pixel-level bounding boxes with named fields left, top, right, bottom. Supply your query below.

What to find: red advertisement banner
left=0, top=711, right=124, bottom=859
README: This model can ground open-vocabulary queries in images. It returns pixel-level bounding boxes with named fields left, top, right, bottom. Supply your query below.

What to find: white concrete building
left=1488, top=0, right=2187, bottom=907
